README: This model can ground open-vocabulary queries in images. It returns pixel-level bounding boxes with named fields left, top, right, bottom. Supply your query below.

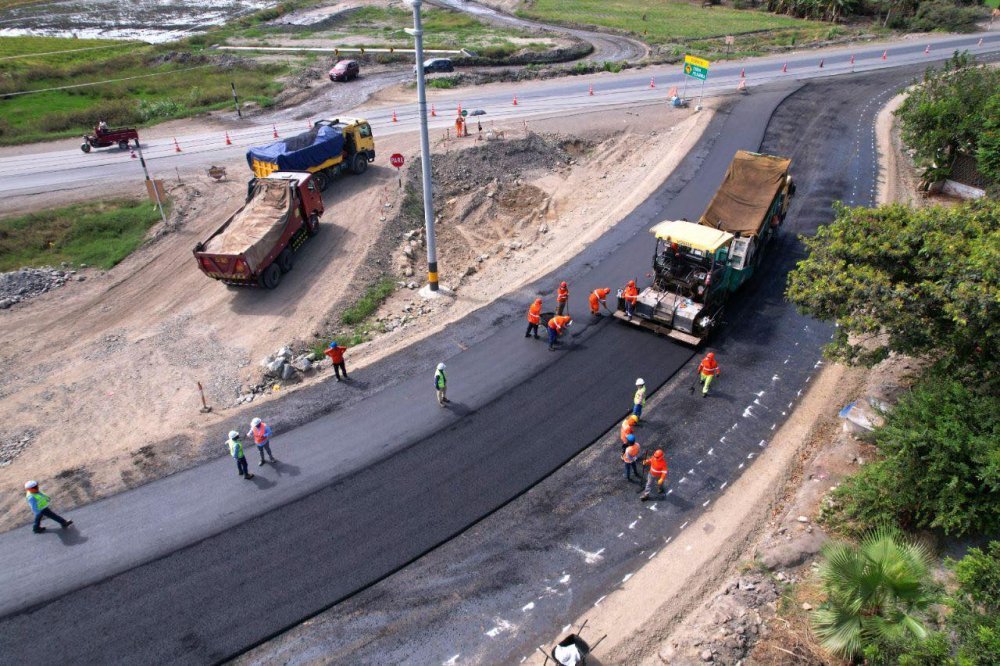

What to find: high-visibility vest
left=648, top=458, right=667, bottom=480
left=527, top=302, right=542, bottom=324
left=623, top=285, right=638, bottom=303
left=556, top=286, right=569, bottom=303
left=252, top=423, right=269, bottom=444
left=622, top=444, right=640, bottom=463
left=26, top=491, right=49, bottom=512
left=549, top=316, right=571, bottom=332
left=227, top=438, right=244, bottom=459
left=699, top=358, right=719, bottom=376
left=435, top=369, right=446, bottom=389
left=634, top=386, right=646, bottom=406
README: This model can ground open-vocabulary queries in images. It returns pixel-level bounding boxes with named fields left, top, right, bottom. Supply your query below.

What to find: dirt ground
left=0, top=101, right=711, bottom=532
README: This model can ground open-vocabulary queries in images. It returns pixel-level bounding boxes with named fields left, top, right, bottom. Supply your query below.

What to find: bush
left=341, top=279, right=395, bottom=325
left=908, top=0, right=983, bottom=32
left=948, top=542, right=1000, bottom=664
left=137, top=98, right=185, bottom=122
left=38, top=99, right=141, bottom=132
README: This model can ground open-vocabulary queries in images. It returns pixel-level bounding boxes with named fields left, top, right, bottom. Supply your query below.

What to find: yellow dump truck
left=246, top=118, right=375, bottom=192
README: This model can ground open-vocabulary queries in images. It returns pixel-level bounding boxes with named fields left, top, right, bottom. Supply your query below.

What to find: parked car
left=416, top=58, right=454, bottom=74
left=329, top=60, right=360, bottom=82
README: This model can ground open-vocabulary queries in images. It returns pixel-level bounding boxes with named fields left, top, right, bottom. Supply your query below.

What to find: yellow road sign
left=684, top=54, right=710, bottom=70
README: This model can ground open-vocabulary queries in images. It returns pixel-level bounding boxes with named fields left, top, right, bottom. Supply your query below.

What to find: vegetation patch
left=0, top=198, right=166, bottom=271
left=340, top=277, right=396, bottom=326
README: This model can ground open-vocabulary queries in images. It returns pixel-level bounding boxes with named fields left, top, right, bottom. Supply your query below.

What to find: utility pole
left=231, top=82, right=242, bottom=118
left=406, top=0, right=439, bottom=292
left=134, top=139, right=167, bottom=225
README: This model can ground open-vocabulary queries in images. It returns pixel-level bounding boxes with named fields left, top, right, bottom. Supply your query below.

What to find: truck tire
left=277, top=248, right=294, bottom=274
left=313, top=171, right=330, bottom=192
left=81, top=143, right=91, bottom=153
left=351, top=154, right=368, bottom=175
left=306, top=212, right=320, bottom=237
left=259, top=263, right=282, bottom=289
left=118, top=140, right=129, bottom=150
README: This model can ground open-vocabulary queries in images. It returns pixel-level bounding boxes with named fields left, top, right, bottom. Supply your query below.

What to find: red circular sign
left=390, top=153, right=405, bottom=168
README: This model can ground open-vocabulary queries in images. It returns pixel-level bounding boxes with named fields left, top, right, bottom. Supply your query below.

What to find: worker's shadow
left=48, top=528, right=88, bottom=547
left=248, top=475, right=277, bottom=490
left=443, top=401, right=473, bottom=417
left=269, top=461, right=301, bottom=479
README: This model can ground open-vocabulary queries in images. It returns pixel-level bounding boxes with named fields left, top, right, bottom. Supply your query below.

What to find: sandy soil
left=875, top=91, right=921, bottom=207
left=0, top=101, right=711, bottom=532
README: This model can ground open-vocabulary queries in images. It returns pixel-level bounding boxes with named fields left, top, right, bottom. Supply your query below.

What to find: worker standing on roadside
left=620, top=414, right=638, bottom=452
left=589, top=287, right=611, bottom=317
left=547, top=315, right=572, bottom=351
left=324, top=341, right=349, bottom=381
left=525, top=298, right=543, bottom=339
left=227, top=430, right=254, bottom=480
left=24, top=481, right=73, bottom=534
left=698, top=352, right=720, bottom=397
left=435, top=362, right=449, bottom=406
left=640, top=449, right=668, bottom=501
left=622, top=437, right=641, bottom=483
left=556, top=281, right=569, bottom=316
left=247, top=417, right=277, bottom=466
left=622, top=280, right=639, bottom=319
left=632, top=378, right=646, bottom=420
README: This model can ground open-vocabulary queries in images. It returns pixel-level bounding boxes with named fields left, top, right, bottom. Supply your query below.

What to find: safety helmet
left=251, top=418, right=262, bottom=428
left=534, top=297, right=542, bottom=304
left=706, top=352, right=715, bottom=359
left=628, top=280, right=635, bottom=287
left=636, top=378, right=645, bottom=386
left=654, top=449, right=664, bottom=459
left=628, top=415, right=638, bottom=425
left=437, top=362, right=446, bottom=371
left=329, top=341, right=338, bottom=348
left=560, top=281, right=567, bottom=288
left=228, top=430, right=239, bottom=440
left=24, top=480, right=38, bottom=490
left=626, top=434, right=635, bottom=443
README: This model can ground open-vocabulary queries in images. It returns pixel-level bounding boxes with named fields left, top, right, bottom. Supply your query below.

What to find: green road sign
left=683, top=55, right=710, bottom=81
left=461, top=109, right=468, bottom=117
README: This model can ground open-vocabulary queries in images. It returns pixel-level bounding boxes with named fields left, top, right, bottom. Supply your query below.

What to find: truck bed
left=699, top=151, right=791, bottom=237
left=200, top=178, right=295, bottom=273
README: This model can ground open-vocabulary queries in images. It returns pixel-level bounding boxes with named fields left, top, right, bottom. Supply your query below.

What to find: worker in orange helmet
left=640, top=449, right=668, bottom=501
left=525, top=297, right=543, bottom=339
left=622, top=435, right=641, bottom=483
left=547, top=314, right=572, bottom=351
left=622, top=279, right=639, bottom=320
left=556, top=281, right=569, bottom=316
left=698, top=352, right=720, bottom=397
left=589, top=287, right=612, bottom=317
left=619, top=414, right=638, bottom=452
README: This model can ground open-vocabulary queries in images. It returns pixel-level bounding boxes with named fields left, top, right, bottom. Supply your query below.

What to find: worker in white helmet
left=435, top=362, right=448, bottom=407
left=24, top=480, right=73, bottom=534
left=632, top=378, right=646, bottom=421
left=226, top=430, right=254, bottom=480
left=247, top=417, right=276, bottom=466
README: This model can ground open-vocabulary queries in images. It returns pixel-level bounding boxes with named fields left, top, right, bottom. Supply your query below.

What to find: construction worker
left=698, top=352, right=720, bottom=397
left=622, top=437, right=641, bottom=483
left=622, top=280, right=639, bottom=319
left=247, top=417, right=276, bottom=466
left=640, top=449, right=668, bottom=501
left=24, top=480, right=72, bottom=534
left=632, top=378, right=646, bottom=420
left=620, top=414, right=638, bottom=452
left=589, top=287, right=612, bottom=316
left=324, top=341, right=349, bottom=381
left=227, top=430, right=254, bottom=480
left=547, top=315, right=572, bottom=351
left=556, top=281, right=569, bottom=316
left=435, top=362, right=448, bottom=406
left=525, top=297, right=543, bottom=339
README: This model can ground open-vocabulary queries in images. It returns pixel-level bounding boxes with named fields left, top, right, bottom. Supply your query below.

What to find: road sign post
left=682, top=55, right=710, bottom=110
left=390, top=152, right=405, bottom=187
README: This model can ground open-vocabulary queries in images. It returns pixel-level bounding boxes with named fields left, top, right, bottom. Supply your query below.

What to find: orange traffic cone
left=457, top=103, right=462, bottom=115
left=173, top=137, right=182, bottom=153
left=667, top=86, right=677, bottom=98
left=739, top=67, right=745, bottom=78
left=272, top=124, right=279, bottom=138
left=392, top=110, right=398, bottom=123
left=850, top=54, right=855, bottom=65
left=881, top=50, right=887, bottom=60
left=431, top=104, right=437, bottom=117
left=512, top=95, right=518, bottom=106
left=818, top=59, right=824, bottom=68
left=924, top=45, right=930, bottom=55
left=589, top=84, right=594, bottom=96
left=737, top=79, right=747, bottom=94
left=649, top=77, right=655, bottom=88
left=225, top=131, right=232, bottom=146
left=781, top=63, right=788, bottom=73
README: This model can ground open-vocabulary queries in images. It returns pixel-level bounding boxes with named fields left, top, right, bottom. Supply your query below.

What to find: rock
left=292, top=355, right=312, bottom=372
left=700, top=650, right=714, bottom=662
left=276, top=346, right=293, bottom=361
left=465, top=266, right=477, bottom=277
left=402, top=245, right=415, bottom=259
left=776, top=572, right=786, bottom=582
left=797, top=516, right=809, bottom=523
left=77, top=275, right=86, bottom=282
left=407, top=281, right=418, bottom=289
left=801, top=603, right=813, bottom=611
left=79, top=263, right=88, bottom=268
left=539, top=224, right=548, bottom=234
left=265, top=359, right=285, bottom=376
left=403, top=266, right=414, bottom=277
left=260, top=355, right=275, bottom=368
left=280, top=363, right=296, bottom=381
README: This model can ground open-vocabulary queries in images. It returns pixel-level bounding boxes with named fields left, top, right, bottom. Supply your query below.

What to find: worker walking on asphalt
left=622, top=437, right=641, bottom=483
left=556, top=281, right=569, bottom=316
left=622, top=280, right=639, bottom=319
left=620, top=414, right=638, bottom=452
left=632, top=378, right=647, bottom=420
left=24, top=480, right=73, bottom=534
left=525, top=298, right=543, bottom=339
left=324, top=341, right=349, bottom=381
left=640, top=449, right=668, bottom=501
left=247, top=417, right=277, bottom=466
left=435, top=362, right=449, bottom=406
left=589, top=287, right=612, bottom=317
left=227, top=430, right=254, bottom=480
left=547, top=315, right=572, bottom=351
left=698, top=352, right=720, bottom=397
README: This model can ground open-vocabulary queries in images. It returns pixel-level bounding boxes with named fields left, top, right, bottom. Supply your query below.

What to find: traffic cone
left=130, top=149, right=137, bottom=159
left=272, top=124, right=278, bottom=138
left=924, top=45, right=930, bottom=55
left=781, top=62, right=788, bottom=73
left=431, top=104, right=437, bottom=117
left=977, top=37, right=983, bottom=47
left=737, top=79, right=747, bottom=94
left=850, top=54, right=855, bottom=65
left=739, top=67, right=745, bottom=78
left=457, top=102, right=462, bottom=115
left=667, top=86, right=678, bottom=98
left=818, top=58, right=824, bottom=68
left=881, top=50, right=887, bottom=60
left=225, top=131, right=232, bottom=146
left=589, top=84, right=594, bottom=96
left=173, top=137, right=182, bottom=153
left=512, top=95, right=518, bottom=106
left=649, top=77, right=655, bottom=88
left=392, top=110, right=398, bottom=123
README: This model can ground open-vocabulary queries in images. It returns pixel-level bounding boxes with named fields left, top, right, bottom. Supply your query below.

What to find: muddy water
left=0, top=0, right=276, bottom=43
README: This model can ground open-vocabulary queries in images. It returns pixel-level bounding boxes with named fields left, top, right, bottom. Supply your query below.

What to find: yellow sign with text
left=684, top=55, right=711, bottom=70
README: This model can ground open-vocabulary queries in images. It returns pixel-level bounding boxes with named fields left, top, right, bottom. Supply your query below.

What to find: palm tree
left=812, top=527, right=934, bottom=661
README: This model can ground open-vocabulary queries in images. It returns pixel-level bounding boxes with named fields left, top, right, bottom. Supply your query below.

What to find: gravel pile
left=0, top=428, right=36, bottom=467
left=0, top=266, right=82, bottom=310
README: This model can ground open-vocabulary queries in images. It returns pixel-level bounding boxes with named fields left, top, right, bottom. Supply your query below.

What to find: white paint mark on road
left=566, top=545, right=605, bottom=564
left=629, top=520, right=639, bottom=529
left=739, top=463, right=745, bottom=469
left=708, top=448, right=714, bottom=455
left=622, top=573, right=634, bottom=583
left=772, top=374, right=780, bottom=381
left=522, top=602, right=535, bottom=612
left=443, top=655, right=460, bottom=665
left=797, top=389, right=803, bottom=397
left=719, top=437, right=726, bottom=444
left=680, top=521, right=690, bottom=530
left=648, top=503, right=659, bottom=512
left=756, top=390, right=766, bottom=397
left=747, top=453, right=755, bottom=459
left=742, top=405, right=754, bottom=418
left=720, top=482, right=728, bottom=490
left=665, top=536, right=673, bottom=544
left=759, top=440, right=766, bottom=447
left=787, top=402, right=793, bottom=409
left=617, top=532, right=624, bottom=538
left=485, top=619, right=515, bottom=638
left=697, top=459, right=703, bottom=465
left=679, top=477, right=688, bottom=484
left=594, top=595, right=607, bottom=607
left=688, top=468, right=695, bottom=475
left=559, top=574, right=571, bottom=584
left=563, top=625, right=572, bottom=633
left=649, top=550, right=658, bottom=560
left=771, top=423, right=777, bottom=431
left=702, top=499, right=710, bottom=507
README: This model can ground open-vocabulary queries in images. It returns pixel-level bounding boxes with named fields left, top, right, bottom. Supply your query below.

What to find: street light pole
left=406, top=0, right=439, bottom=292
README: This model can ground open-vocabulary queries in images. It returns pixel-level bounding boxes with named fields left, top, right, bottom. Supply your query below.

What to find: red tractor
left=81, top=123, right=140, bottom=153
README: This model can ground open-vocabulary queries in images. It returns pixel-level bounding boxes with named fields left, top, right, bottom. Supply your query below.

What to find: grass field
left=517, top=0, right=814, bottom=43
left=0, top=198, right=166, bottom=271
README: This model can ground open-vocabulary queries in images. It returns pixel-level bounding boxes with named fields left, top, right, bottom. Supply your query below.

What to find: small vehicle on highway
left=417, top=57, right=454, bottom=74
left=80, top=124, right=139, bottom=153
left=329, top=60, right=359, bottom=82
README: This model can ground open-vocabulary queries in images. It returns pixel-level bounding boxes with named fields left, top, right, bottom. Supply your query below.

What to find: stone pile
left=0, top=265, right=83, bottom=309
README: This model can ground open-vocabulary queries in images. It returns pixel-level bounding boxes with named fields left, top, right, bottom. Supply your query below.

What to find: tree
left=977, top=94, right=1000, bottom=185
left=949, top=542, right=1000, bottom=664
left=812, top=527, right=935, bottom=660
left=785, top=198, right=1000, bottom=367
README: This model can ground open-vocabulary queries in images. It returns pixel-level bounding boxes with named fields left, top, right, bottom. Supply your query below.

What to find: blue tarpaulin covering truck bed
left=246, top=126, right=345, bottom=172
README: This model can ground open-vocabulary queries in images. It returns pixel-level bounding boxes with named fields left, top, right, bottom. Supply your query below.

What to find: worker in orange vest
left=556, top=281, right=569, bottom=316
left=640, top=449, right=668, bottom=501
left=525, top=297, right=543, bottom=339
left=589, top=287, right=612, bottom=316
left=622, top=436, right=641, bottom=483
left=622, top=279, right=639, bottom=319
left=547, top=315, right=572, bottom=351
left=698, top=352, right=720, bottom=397
left=620, top=414, right=638, bottom=452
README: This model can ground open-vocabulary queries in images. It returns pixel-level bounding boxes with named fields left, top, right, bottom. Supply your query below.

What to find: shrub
left=908, top=0, right=983, bottom=32
left=948, top=542, right=1000, bottom=664
left=38, top=99, right=141, bottom=132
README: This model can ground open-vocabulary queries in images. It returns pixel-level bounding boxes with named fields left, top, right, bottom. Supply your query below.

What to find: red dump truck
left=193, top=172, right=323, bottom=288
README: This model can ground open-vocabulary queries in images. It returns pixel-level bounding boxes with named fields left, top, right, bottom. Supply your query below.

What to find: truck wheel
left=306, top=212, right=320, bottom=237
left=81, top=143, right=91, bottom=153
left=118, top=140, right=129, bottom=150
left=313, top=171, right=330, bottom=192
left=259, top=264, right=282, bottom=289
left=352, top=153, right=368, bottom=175
left=277, top=248, right=294, bottom=274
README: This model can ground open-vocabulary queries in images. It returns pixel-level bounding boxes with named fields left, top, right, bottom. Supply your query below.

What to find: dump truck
left=246, top=117, right=375, bottom=192
left=615, top=150, right=794, bottom=345
left=193, top=172, right=324, bottom=289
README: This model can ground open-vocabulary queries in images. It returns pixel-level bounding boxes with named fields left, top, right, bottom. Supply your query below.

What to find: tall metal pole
left=134, top=140, right=167, bottom=225
left=407, top=0, right=439, bottom=291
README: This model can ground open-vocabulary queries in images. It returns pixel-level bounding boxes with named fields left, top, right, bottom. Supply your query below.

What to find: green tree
left=813, top=527, right=936, bottom=661
left=949, top=542, right=1000, bottom=664
left=977, top=94, right=1000, bottom=185
left=786, top=198, right=999, bottom=367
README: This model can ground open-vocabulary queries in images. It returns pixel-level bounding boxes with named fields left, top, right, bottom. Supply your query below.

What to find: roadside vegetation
left=0, top=199, right=166, bottom=271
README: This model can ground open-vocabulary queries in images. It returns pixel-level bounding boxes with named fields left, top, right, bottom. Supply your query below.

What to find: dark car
left=416, top=58, right=454, bottom=74
left=329, top=60, right=360, bottom=82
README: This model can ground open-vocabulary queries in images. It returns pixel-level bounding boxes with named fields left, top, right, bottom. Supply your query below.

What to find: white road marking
left=771, top=423, right=777, bottom=430
left=667, top=489, right=674, bottom=495
left=707, top=448, right=714, bottom=455
left=680, top=521, right=689, bottom=529
left=617, top=532, right=624, bottom=538
left=702, top=499, right=710, bottom=507
left=522, top=602, right=535, bottom=612
left=679, top=477, right=687, bottom=484
left=648, top=550, right=658, bottom=560
left=622, top=573, right=634, bottom=583
left=756, top=390, right=766, bottom=397
left=559, top=574, right=571, bottom=584
left=742, top=406, right=754, bottom=418
left=565, top=546, right=605, bottom=564
left=772, top=374, right=780, bottom=381
left=720, top=482, right=728, bottom=489
left=696, top=459, right=703, bottom=465
left=719, top=437, right=726, bottom=444
left=738, top=463, right=744, bottom=469
left=759, top=439, right=766, bottom=447
left=688, top=468, right=695, bottom=475
left=443, top=654, right=460, bottom=665
left=628, top=520, right=639, bottom=529
left=747, top=453, right=755, bottom=459
left=648, top=503, right=659, bottom=512
left=594, top=595, right=607, bottom=607
left=485, top=619, right=514, bottom=638
left=563, top=625, right=572, bottom=633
